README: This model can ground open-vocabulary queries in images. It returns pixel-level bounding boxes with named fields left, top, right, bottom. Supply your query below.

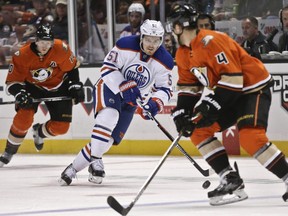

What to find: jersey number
left=215, top=52, right=229, bottom=64
left=107, top=50, right=118, bottom=63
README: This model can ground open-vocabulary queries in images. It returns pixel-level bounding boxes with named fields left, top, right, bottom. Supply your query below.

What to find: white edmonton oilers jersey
left=100, top=35, right=174, bottom=104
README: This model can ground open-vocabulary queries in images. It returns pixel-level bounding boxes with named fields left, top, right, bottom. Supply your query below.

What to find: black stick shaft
left=150, top=115, right=213, bottom=176
left=136, top=100, right=214, bottom=177
left=0, top=96, right=72, bottom=105
left=107, top=133, right=182, bottom=216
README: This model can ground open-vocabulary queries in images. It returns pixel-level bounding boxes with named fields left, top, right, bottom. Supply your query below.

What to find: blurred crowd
left=0, top=0, right=88, bottom=65
left=0, top=0, right=287, bottom=66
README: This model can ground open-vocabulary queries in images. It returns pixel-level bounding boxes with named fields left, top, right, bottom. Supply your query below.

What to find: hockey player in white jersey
left=58, top=19, right=174, bottom=185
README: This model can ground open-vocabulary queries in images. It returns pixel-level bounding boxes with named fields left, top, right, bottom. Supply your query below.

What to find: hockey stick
left=149, top=115, right=214, bottom=176
left=137, top=101, right=214, bottom=177
left=107, top=132, right=183, bottom=216
left=0, top=96, right=72, bottom=105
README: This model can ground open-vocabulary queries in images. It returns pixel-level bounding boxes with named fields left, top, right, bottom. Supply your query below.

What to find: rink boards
left=1, top=63, right=288, bottom=156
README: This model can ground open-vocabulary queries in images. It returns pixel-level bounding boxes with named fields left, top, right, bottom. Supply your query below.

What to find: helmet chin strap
left=174, top=28, right=185, bottom=46
left=176, top=33, right=183, bottom=46
left=139, top=39, right=146, bottom=54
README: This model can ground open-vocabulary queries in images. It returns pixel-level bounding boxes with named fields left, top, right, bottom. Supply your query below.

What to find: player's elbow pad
left=6, top=83, right=25, bottom=96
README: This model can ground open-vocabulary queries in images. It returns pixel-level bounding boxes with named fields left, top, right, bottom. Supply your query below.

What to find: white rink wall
left=1, top=64, right=288, bottom=142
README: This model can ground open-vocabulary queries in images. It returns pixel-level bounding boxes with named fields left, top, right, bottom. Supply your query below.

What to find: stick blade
left=107, top=196, right=128, bottom=215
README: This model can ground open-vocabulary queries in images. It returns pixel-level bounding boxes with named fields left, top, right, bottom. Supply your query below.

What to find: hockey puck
left=202, top=180, right=211, bottom=189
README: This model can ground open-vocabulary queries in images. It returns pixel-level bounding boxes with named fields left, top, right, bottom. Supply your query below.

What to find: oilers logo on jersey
left=123, top=64, right=151, bottom=89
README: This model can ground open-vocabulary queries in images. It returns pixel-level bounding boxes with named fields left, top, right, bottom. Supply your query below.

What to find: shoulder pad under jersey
left=116, top=35, right=140, bottom=52
left=153, top=46, right=174, bottom=70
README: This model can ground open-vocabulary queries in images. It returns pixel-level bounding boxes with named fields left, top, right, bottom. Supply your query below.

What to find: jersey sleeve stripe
left=217, top=81, right=243, bottom=89
left=243, top=74, right=272, bottom=92
left=101, top=69, right=114, bottom=78
left=152, top=86, right=172, bottom=100
left=103, top=61, right=118, bottom=68
left=216, top=84, right=243, bottom=92
left=217, top=73, right=243, bottom=91
left=177, top=83, right=204, bottom=94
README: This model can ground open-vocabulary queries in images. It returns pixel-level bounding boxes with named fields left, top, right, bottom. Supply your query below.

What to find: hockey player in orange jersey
left=0, top=24, right=84, bottom=167
left=168, top=1, right=288, bottom=205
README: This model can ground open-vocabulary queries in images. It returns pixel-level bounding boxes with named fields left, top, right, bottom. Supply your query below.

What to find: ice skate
left=32, top=124, right=44, bottom=151
left=0, top=152, right=13, bottom=167
left=208, top=162, right=248, bottom=206
left=88, top=157, right=105, bottom=184
left=58, top=163, right=77, bottom=186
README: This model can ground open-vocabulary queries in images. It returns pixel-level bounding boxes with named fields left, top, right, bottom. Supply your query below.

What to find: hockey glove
left=119, top=80, right=141, bottom=106
left=194, top=94, right=222, bottom=128
left=137, top=97, right=164, bottom=120
left=68, top=81, right=85, bottom=104
left=15, top=89, right=33, bottom=109
left=171, top=107, right=195, bottom=137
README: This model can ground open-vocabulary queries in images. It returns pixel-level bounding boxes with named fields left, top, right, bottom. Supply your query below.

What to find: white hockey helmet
left=128, top=3, right=145, bottom=19
left=140, top=19, right=164, bottom=46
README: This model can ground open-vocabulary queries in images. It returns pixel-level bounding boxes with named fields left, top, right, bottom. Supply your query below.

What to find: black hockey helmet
left=166, top=1, right=198, bottom=32
left=36, top=24, right=54, bottom=41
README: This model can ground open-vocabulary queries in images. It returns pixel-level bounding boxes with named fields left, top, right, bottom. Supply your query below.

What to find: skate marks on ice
left=0, top=155, right=287, bottom=216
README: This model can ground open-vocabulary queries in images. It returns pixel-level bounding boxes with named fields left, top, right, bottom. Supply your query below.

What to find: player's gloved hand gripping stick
left=137, top=97, right=164, bottom=119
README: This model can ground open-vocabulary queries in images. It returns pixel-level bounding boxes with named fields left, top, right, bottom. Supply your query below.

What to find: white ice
left=0, top=155, right=287, bottom=216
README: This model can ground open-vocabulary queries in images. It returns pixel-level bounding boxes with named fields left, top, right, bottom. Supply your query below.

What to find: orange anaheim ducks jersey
left=6, top=39, right=79, bottom=91
left=176, top=29, right=272, bottom=94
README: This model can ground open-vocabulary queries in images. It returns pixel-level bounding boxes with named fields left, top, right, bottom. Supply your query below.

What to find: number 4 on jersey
left=216, top=52, right=229, bottom=64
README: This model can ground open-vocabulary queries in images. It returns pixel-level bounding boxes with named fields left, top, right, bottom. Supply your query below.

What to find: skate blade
left=283, top=192, right=288, bottom=202
left=34, top=143, right=44, bottom=152
left=58, top=178, right=70, bottom=186
left=88, top=174, right=103, bottom=184
left=0, top=161, right=5, bottom=168
left=210, top=189, right=248, bottom=206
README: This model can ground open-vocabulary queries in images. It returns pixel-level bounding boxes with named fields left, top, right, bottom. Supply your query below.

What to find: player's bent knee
left=96, top=107, right=119, bottom=128
left=191, top=122, right=220, bottom=146
left=12, top=109, right=34, bottom=134
left=239, top=127, right=269, bottom=155
left=47, top=121, right=70, bottom=136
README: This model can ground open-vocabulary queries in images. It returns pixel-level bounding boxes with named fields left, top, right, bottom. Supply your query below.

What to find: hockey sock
left=254, top=142, right=288, bottom=179
left=72, top=142, right=91, bottom=172
left=197, top=137, right=230, bottom=174
left=72, top=108, right=118, bottom=171
left=90, top=107, right=119, bottom=157
left=5, top=140, right=20, bottom=155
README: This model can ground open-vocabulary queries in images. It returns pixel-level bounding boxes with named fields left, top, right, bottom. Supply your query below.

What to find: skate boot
left=32, top=124, right=44, bottom=151
left=88, top=156, right=105, bottom=184
left=58, top=163, right=77, bottom=186
left=208, top=162, right=248, bottom=206
left=0, top=152, right=13, bottom=167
